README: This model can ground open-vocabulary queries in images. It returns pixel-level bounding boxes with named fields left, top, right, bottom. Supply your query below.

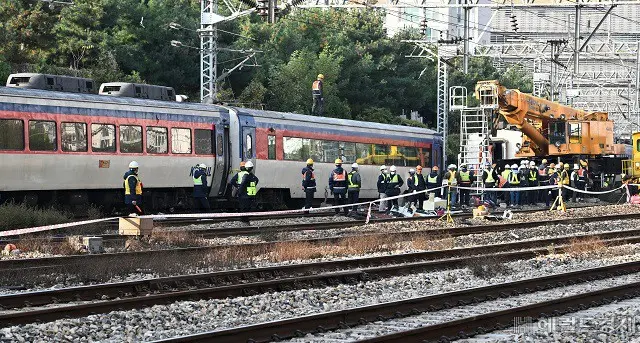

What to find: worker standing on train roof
left=414, top=165, right=426, bottom=211
left=458, top=163, right=474, bottom=208
left=509, top=164, right=520, bottom=207
left=192, top=163, right=211, bottom=213
left=329, top=158, right=349, bottom=215
left=527, top=161, right=539, bottom=205
left=377, top=165, right=389, bottom=213
left=482, top=162, right=499, bottom=204
left=347, top=163, right=362, bottom=215
left=443, top=164, right=459, bottom=208
left=311, top=74, right=324, bottom=115
left=385, top=165, right=404, bottom=214
left=426, top=165, right=441, bottom=198
left=124, top=161, right=143, bottom=215
left=302, top=159, right=316, bottom=211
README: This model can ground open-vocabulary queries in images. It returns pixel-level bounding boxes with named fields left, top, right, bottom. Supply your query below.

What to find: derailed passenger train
left=0, top=75, right=442, bottom=212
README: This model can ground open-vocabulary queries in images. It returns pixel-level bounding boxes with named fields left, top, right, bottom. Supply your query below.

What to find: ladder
left=458, top=107, right=491, bottom=190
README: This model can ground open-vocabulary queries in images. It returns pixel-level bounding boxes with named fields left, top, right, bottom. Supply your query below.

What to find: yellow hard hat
left=317, top=74, right=324, bottom=79
left=580, top=160, right=588, bottom=167
left=564, top=163, right=570, bottom=169
left=335, top=158, right=342, bottom=164
left=306, top=158, right=314, bottom=165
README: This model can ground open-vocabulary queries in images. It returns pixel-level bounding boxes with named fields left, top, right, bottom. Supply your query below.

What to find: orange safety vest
left=333, top=170, right=346, bottom=181
left=312, top=80, right=322, bottom=91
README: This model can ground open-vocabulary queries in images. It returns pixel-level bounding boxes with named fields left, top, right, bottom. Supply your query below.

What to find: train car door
left=210, top=124, right=231, bottom=197
left=241, top=125, right=256, bottom=165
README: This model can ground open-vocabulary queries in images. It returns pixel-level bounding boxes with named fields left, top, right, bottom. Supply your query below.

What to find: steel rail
left=155, top=261, right=640, bottom=343
left=2, top=211, right=640, bottom=273
left=1, top=230, right=640, bottom=327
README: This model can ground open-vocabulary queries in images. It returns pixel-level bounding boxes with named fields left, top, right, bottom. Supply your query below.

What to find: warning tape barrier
left=0, top=183, right=634, bottom=238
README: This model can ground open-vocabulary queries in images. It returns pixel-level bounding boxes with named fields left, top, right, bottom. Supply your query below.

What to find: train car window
left=147, top=127, right=168, bottom=154
left=637, top=139, right=640, bottom=152
left=0, top=119, right=24, bottom=150
left=91, top=124, right=116, bottom=152
left=422, top=147, right=432, bottom=167
left=86, top=81, right=93, bottom=91
left=46, top=78, right=54, bottom=86
left=307, top=139, right=323, bottom=162
left=61, top=122, right=88, bottom=152
left=245, top=134, right=253, bottom=159
left=217, top=134, right=224, bottom=156
left=355, top=143, right=373, bottom=165
left=322, top=140, right=340, bottom=163
left=171, top=128, right=192, bottom=154
left=268, top=135, right=276, bottom=160
left=340, top=142, right=356, bottom=163
left=195, top=129, right=214, bottom=155
left=283, top=137, right=303, bottom=160
left=28, top=120, right=57, bottom=151
left=120, top=125, right=143, bottom=153
left=397, top=146, right=419, bottom=166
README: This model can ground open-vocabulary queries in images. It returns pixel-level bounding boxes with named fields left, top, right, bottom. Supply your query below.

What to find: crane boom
left=474, top=80, right=621, bottom=158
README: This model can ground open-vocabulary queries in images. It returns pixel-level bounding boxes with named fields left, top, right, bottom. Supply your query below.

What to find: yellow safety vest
left=448, top=172, right=457, bottom=186
left=560, top=170, right=570, bottom=185
left=348, top=172, right=360, bottom=189
left=510, top=172, right=520, bottom=185
left=389, top=174, right=399, bottom=183
left=124, top=174, right=142, bottom=195
left=427, top=174, right=438, bottom=183
left=413, top=175, right=419, bottom=186
left=528, top=170, right=537, bottom=181
left=485, top=170, right=495, bottom=183
left=459, top=171, right=470, bottom=182
left=237, top=171, right=257, bottom=196
left=193, top=174, right=203, bottom=186
left=501, top=170, right=511, bottom=180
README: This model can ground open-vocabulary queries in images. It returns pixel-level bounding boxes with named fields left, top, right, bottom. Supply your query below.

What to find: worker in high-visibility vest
left=385, top=165, right=404, bottom=213
left=192, top=163, right=211, bottom=213
left=560, top=163, right=570, bottom=201
left=426, top=165, right=441, bottom=198
left=443, top=164, right=459, bottom=208
left=347, top=163, right=362, bottom=214
left=458, top=163, right=474, bottom=207
left=527, top=161, right=539, bottom=205
left=329, top=158, right=349, bottom=215
left=482, top=162, right=499, bottom=204
left=302, top=158, right=316, bottom=210
left=311, top=74, right=324, bottom=115
left=538, top=159, right=549, bottom=206
left=123, top=161, right=143, bottom=215
left=230, top=161, right=259, bottom=221
left=509, top=164, right=521, bottom=207
left=414, top=165, right=427, bottom=211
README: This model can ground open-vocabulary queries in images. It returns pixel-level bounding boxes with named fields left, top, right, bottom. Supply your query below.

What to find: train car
left=0, top=86, right=223, bottom=212
left=99, top=82, right=176, bottom=101
left=0, top=85, right=441, bottom=212
left=6, top=73, right=94, bottom=94
left=227, top=108, right=441, bottom=207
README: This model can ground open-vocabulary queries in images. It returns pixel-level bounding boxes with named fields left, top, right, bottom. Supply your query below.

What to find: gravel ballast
left=3, top=243, right=640, bottom=342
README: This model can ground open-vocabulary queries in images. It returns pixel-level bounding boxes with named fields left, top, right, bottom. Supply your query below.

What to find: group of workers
left=440, top=159, right=594, bottom=208
left=123, top=156, right=598, bottom=216
left=122, top=160, right=259, bottom=218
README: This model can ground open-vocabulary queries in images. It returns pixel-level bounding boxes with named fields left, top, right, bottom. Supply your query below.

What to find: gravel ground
left=3, top=244, right=640, bottom=342
left=2, top=214, right=640, bottom=296
left=285, top=273, right=640, bottom=342
left=456, top=297, right=640, bottom=343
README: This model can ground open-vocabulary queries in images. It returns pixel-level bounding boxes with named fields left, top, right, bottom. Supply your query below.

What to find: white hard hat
left=529, top=161, right=535, bottom=166
left=129, top=161, right=139, bottom=169
left=521, top=160, right=528, bottom=165
left=245, top=161, right=254, bottom=168
left=573, top=164, right=579, bottom=169
left=409, top=168, right=415, bottom=173
left=198, top=163, right=207, bottom=169
left=380, top=165, right=387, bottom=171
left=390, top=165, right=397, bottom=172
left=511, top=164, right=518, bottom=169
left=505, top=165, right=511, bottom=169
left=448, top=164, right=456, bottom=170
left=351, top=163, right=359, bottom=169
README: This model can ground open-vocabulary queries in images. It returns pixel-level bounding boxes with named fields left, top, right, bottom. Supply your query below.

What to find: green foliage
left=499, top=64, right=533, bottom=93
left=0, top=202, right=71, bottom=231
left=445, top=133, right=460, bottom=166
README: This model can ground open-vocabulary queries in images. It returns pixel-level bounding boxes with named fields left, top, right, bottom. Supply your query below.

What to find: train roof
left=0, top=86, right=225, bottom=115
left=232, top=107, right=440, bottom=136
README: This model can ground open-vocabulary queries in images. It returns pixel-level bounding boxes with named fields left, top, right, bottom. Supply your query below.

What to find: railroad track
left=0, top=205, right=625, bottom=247
left=2, top=211, right=640, bottom=274
left=150, top=261, right=640, bottom=343
left=2, top=227, right=640, bottom=328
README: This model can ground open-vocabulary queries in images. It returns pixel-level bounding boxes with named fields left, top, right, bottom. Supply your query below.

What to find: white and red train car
left=0, top=85, right=442, bottom=212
